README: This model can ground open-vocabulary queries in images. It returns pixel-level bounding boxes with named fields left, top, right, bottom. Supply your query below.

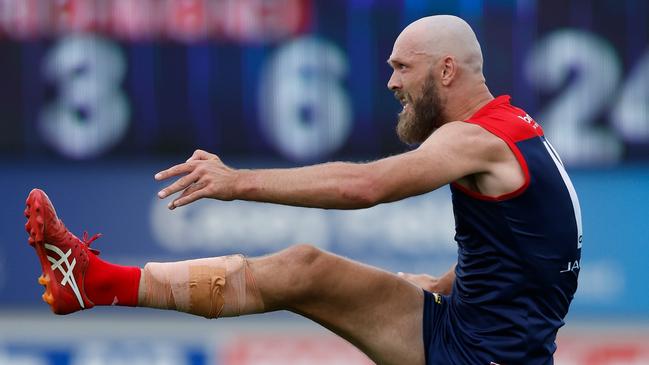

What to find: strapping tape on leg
left=142, top=255, right=252, bottom=319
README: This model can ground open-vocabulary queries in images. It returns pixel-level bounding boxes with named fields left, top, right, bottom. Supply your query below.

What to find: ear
left=440, top=56, right=457, bottom=86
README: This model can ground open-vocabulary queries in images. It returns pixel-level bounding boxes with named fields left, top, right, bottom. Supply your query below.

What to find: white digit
left=525, top=30, right=623, bottom=165
left=542, top=139, right=583, bottom=248
left=611, top=49, right=649, bottom=142
left=39, top=34, right=129, bottom=159
left=258, top=36, right=352, bottom=161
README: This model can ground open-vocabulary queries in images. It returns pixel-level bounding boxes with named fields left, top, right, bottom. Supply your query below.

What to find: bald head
left=387, top=15, right=492, bottom=145
left=393, top=15, right=484, bottom=75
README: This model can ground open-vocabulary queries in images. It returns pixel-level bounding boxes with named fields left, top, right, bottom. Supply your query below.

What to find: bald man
left=26, top=15, right=580, bottom=365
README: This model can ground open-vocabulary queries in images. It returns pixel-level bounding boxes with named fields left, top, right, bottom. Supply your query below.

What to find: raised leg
left=25, top=189, right=425, bottom=364
left=250, top=244, right=426, bottom=365
left=139, top=244, right=425, bottom=365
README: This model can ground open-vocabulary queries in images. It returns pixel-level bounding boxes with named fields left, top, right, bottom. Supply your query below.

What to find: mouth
left=396, top=94, right=410, bottom=110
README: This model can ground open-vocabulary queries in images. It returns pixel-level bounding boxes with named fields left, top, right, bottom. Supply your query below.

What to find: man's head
left=387, top=15, right=485, bottom=144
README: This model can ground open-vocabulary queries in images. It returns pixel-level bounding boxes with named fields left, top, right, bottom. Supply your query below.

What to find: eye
left=388, top=60, right=408, bottom=71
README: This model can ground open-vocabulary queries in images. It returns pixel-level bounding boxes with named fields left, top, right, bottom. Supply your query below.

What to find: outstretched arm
left=398, top=264, right=456, bottom=295
left=155, top=122, right=497, bottom=210
left=157, top=155, right=380, bottom=210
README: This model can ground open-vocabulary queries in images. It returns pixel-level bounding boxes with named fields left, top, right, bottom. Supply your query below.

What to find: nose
left=387, top=71, right=401, bottom=91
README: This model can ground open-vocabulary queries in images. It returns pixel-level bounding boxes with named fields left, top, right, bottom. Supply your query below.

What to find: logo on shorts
left=432, top=293, right=442, bottom=304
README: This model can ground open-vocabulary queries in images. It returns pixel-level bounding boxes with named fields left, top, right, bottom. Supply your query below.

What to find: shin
left=138, top=255, right=264, bottom=318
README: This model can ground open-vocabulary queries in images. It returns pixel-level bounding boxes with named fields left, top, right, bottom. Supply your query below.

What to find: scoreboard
left=0, top=0, right=647, bottom=165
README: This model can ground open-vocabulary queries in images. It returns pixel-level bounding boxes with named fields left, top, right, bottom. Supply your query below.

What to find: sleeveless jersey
left=446, top=95, right=582, bottom=364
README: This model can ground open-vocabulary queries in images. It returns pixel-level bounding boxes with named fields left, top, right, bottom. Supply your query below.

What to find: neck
left=443, top=82, right=494, bottom=122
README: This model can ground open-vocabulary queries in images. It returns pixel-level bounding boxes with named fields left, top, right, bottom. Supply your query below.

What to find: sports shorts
left=422, top=290, right=455, bottom=365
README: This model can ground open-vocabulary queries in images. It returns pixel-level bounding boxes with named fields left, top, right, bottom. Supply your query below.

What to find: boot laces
left=49, top=216, right=103, bottom=255
left=82, top=231, right=102, bottom=255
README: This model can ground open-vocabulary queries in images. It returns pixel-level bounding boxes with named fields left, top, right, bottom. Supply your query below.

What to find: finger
left=158, top=172, right=199, bottom=199
left=169, top=184, right=202, bottom=209
left=168, top=181, right=204, bottom=208
left=169, top=189, right=208, bottom=209
left=155, top=162, right=195, bottom=181
left=186, top=149, right=216, bottom=162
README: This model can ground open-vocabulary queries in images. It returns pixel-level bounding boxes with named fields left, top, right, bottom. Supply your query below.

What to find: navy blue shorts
left=422, top=290, right=455, bottom=365
left=423, top=292, right=510, bottom=365
left=423, top=291, right=552, bottom=364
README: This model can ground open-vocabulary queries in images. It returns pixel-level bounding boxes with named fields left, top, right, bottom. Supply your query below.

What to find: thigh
left=277, top=250, right=426, bottom=365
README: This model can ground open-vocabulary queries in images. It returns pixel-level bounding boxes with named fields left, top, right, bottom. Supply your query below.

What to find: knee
left=280, top=244, right=326, bottom=301
left=283, top=243, right=323, bottom=268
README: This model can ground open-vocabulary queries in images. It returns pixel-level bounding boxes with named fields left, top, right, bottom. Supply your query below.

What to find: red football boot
left=25, top=189, right=142, bottom=314
left=24, top=188, right=99, bottom=314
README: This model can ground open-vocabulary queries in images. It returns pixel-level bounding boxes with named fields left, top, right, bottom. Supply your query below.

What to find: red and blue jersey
left=432, top=96, right=582, bottom=364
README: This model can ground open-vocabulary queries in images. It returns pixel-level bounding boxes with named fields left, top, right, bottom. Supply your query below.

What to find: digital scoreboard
left=0, top=0, right=647, bottom=165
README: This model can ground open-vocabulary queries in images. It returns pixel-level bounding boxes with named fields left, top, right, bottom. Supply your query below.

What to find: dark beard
left=395, top=76, right=445, bottom=145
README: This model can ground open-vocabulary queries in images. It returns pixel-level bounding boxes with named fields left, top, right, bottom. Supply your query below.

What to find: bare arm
left=399, top=264, right=456, bottom=295
left=155, top=122, right=501, bottom=210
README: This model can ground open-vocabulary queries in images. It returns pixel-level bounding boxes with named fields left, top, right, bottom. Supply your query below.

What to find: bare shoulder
left=420, top=121, right=510, bottom=162
left=371, top=121, right=519, bottom=199
left=421, top=121, right=525, bottom=196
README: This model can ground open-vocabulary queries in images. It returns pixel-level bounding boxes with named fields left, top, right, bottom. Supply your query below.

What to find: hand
left=155, top=149, right=238, bottom=209
left=397, top=272, right=448, bottom=294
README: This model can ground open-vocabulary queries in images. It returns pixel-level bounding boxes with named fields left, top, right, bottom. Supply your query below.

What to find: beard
left=395, top=76, right=446, bottom=145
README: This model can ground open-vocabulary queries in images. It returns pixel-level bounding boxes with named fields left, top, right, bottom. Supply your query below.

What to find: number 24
left=525, top=30, right=649, bottom=165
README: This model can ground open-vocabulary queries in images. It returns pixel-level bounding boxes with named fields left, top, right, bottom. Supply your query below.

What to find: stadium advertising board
left=1, top=316, right=648, bottom=365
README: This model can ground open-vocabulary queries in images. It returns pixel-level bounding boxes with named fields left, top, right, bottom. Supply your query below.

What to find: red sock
left=84, top=253, right=141, bottom=307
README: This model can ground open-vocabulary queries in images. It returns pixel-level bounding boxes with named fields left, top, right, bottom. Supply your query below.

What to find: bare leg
left=252, top=244, right=425, bottom=365
left=139, top=244, right=425, bottom=365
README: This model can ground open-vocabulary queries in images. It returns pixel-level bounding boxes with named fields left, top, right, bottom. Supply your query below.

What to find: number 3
left=40, top=34, right=129, bottom=159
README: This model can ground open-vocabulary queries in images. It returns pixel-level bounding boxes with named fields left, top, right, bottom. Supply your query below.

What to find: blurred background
left=1, top=0, right=648, bottom=364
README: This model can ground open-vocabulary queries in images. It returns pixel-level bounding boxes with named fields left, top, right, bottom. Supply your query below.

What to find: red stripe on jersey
left=469, top=95, right=544, bottom=142
left=451, top=95, right=539, bottom=202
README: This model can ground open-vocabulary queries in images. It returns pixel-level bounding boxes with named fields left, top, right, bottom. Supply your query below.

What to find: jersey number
left=542, top=138, right=583, bottom=249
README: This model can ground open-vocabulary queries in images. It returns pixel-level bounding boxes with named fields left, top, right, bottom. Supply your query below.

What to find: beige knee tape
left=142, top=255, right=261, bottom=318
